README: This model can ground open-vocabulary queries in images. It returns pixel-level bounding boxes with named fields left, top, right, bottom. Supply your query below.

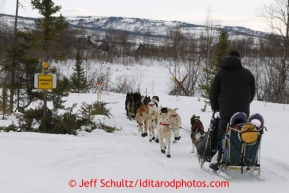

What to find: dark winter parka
left=209, top=56, right=255, bottom=119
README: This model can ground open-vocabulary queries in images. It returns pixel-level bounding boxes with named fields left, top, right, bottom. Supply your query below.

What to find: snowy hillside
left=0, top=14, right=266, bottom=39
left=1, top=62, right=289, bottom=193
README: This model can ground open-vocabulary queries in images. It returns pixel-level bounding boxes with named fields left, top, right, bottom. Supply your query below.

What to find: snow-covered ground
left=1, top=62, right=289, bottom=193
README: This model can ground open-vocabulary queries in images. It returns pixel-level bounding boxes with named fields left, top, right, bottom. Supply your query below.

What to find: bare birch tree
left=258, top=0, right=289, bottom=103
left=203, top=7, right=220, bottom=63
left=199, top=7, right=221, bottom=111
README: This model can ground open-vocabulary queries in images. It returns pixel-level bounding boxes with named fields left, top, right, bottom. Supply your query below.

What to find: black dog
left=190, top=115, right=205, bottom=154
left=125, top=92, right=135, bottom=120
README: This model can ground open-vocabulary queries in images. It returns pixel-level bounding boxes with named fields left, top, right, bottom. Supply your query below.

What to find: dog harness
left=191, top=118, right=204, bottom=131
left=160, top=122, right=170, bottom=127
left=148, top=103, right=156, bottom=107
left=139, top=106, right=148, bottom=113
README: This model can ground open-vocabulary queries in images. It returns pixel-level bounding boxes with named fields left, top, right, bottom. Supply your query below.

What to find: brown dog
left=135, top=96, right=151, bottom=137
left=190, top=115, right=205, bottom=154
left=136, top=104, right=149, bottom=136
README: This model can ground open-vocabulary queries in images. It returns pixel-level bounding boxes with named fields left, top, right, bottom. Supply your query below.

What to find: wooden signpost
left=172, top=74, right=188, bottom=96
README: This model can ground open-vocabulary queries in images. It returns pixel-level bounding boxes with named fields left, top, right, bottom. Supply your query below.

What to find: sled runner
left=197, top=112, right=266, bottom=179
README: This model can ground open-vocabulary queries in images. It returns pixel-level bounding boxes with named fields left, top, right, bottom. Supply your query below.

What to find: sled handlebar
left=212, top=111, right=220, bottom=119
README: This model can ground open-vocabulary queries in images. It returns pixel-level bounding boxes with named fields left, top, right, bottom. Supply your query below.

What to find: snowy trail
left=103, top=93, right=289, bottom=192
left=1, top=91, right=289, bottom=193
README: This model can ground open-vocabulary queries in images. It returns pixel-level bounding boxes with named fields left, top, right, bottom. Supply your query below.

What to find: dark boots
left=209, top=162, right=220, bottom=171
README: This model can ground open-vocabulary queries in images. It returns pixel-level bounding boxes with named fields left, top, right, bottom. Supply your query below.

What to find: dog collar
left=160, top=122, right=170, bottom=127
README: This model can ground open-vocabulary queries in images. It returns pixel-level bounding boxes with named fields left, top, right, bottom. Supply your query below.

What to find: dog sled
left=197, top=112, right=266, bottom=180
left=196, top=112, right=219, bottom=165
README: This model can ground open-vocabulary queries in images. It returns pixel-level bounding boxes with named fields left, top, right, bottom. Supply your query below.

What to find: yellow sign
left=43, top=62, right=50, bottom=68
left=38, top=75, right=53, bottom=89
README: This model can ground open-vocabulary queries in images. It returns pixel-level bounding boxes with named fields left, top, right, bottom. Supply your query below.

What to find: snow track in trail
left=260, top=157, right=289, bottom=183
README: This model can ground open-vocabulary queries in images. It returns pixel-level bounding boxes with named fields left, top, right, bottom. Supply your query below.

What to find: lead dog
left=190, top=115, right=205, bottom=154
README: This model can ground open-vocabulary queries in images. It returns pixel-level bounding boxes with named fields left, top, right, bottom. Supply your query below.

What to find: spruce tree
left=70, top=50, right=88, bottom=93
left=49, top=67, right=72, bottom=111
left=200, top=29, right=231, bottom=112
left=0, top=82, right=11, bottom=120
left=31, top=0, right=68, bottom=133
left=1, top=31, right=42, bottom=112
left=31, top=0, right=69, bottom=61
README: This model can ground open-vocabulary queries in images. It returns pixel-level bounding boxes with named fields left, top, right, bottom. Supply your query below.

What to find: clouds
left=62, top=8, right=95, bottom=16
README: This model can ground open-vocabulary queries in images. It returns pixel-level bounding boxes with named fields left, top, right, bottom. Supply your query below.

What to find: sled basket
left=221, top=112, right=265, bottom=172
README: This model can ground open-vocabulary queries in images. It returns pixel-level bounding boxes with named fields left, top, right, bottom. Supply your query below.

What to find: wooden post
left=42, top=62, right=50, bottom=132
left=172, top=74, right=189, bottom=96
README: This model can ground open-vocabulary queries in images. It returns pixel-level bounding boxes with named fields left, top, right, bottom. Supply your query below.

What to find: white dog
left=147, top=97, right=158, bottom=109
left=168, top=108, right=181, bottom=143
left=143, top=97, right=159, bottom=140
left=146, top=106, right=159, bottom=142
left=157, top=107, right=172, bottom=158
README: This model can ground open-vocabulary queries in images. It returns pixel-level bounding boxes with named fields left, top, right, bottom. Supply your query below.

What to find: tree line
left=0, top=0, right=289, bottom=133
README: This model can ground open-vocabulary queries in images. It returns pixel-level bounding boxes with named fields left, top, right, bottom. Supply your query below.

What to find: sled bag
left=196, top=132, right=211, bottom=160
left=239, top=123, right=258, bottom=144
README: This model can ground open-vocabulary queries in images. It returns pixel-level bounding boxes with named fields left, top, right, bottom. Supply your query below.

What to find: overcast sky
left=2, top=0, right=273, bottom=32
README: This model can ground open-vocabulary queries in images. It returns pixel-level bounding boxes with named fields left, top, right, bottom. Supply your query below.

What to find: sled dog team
left=124, top=92, right=265, bottom=175
left=123, top=51, right=265, bottom=177
left=125, top=94, right=204, bottom=158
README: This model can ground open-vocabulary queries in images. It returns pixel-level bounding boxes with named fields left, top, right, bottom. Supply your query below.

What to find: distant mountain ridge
left=0, top=14, right=267, bottom=39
